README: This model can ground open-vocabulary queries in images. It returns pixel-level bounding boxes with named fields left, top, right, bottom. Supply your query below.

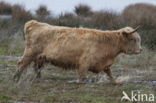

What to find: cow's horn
left=129, top=26, right=140, bottom=34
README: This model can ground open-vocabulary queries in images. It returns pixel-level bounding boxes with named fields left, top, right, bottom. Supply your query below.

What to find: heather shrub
left=74, top=4, right=93, bottom=17
left=0, top=2, right=12, bottom=15
left=35, top=5, right=51, bottom=20
left=57, top=13, right=80, bottom=27
left=12, top=4, right=32, bottom=22
left=90, top=10, right=121, bottom=30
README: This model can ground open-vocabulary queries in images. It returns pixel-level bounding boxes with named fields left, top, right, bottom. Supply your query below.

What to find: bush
left=90, top=10, right=121, bottom=30
left=74, top=4, right=93, bottom=17
left=58, top=12, right=79, bottom=27
left=0, top=2, right=32, bottom=22
left=122, top=3, right=156, bottom=27
left=12, top=4, right=32, bottom=22
left=36, top=5, right=50, bottom=20
left=0, top=2, right=12, bottom=15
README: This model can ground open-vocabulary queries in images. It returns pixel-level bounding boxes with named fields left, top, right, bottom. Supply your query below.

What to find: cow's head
left=121, top=26, right=142, bottom=55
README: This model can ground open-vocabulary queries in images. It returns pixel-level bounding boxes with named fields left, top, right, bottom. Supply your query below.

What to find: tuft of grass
left=0, top=95, right=12, bottom=102
left=43, top=96, right=58, bottom=103
left=0, top=47, right=7, bottom=55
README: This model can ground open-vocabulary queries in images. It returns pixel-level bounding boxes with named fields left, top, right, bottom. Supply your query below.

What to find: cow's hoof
left=111, top=82, right=117, bottom=85
left=12, top=73, right=20, bottom=82
left=110, top=80, right=117, bottom=85
left=31, top=75, right=42, bottom=83
left=78, top=77, right=89, bottom=84
left=36, top=74, right=41, bottom=79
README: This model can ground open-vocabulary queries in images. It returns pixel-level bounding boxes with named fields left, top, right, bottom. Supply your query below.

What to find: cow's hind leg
left=13, top=48, right=34, bottom=82
left=103, top=67, right=116, bottom=84
left=33, top=55, right=46, bottom=79
left=13, top=56, right=33, bottom=82
left=34, top=66, right=42, bottom=79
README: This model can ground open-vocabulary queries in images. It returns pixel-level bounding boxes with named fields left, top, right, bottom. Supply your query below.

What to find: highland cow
left=13, top=20, right=142, bottom=83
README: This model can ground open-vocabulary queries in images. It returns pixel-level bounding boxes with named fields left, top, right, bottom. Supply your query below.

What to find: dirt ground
left=0, top=49, right=156, bottom=103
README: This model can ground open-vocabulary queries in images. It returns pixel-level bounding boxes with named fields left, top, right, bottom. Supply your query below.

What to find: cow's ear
left=122, top=26, right=140, bottom=37
left=123, top=26, right=140, bottom=37
left=122, top=31, right=129, bottom=38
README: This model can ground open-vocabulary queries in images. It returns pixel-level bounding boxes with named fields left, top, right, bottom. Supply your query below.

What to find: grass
left=0, top=95, right=12, bottom=102
left=0, top=46, right=23, bottom=55
left=0, top=47, right=7, bottom=54
left=0, top=48, right=155, bottom=103
left=62, top=93, right=114, bottom=103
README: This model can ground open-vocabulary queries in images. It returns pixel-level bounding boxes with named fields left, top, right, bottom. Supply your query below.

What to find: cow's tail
left=24, top=20, right=38, bottom=40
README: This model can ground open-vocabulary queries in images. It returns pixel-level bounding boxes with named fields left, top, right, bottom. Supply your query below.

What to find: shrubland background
left=0, top=2, right=156, bottom=56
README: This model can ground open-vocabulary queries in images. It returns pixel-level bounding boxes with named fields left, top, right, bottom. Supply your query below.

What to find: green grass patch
left=0, top=59, right=18, bottom=66
left=63, top=93, right=116, bottom=103
left=0, top=95, right=12, bottom=102
left=43, top=96, right=58, bottom=103
left=0, top=46, right=23, bottom=55
left=0, top=79, right=3, bottom=83
left=0, top=47, right=7, bottom=55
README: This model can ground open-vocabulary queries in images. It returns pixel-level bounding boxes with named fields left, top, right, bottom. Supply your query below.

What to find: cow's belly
left=42, top=39, right=91, bottom=68
left=44, top=50, right=81, bottom=69
left=88, top=56, right=115, bottom=73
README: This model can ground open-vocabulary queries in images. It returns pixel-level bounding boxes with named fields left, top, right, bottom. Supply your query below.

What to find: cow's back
left=24, top=20, right=98, bottom=68
left=41, top=28, right=97, bottom=67
left=24, top=20, right=71, bottom=52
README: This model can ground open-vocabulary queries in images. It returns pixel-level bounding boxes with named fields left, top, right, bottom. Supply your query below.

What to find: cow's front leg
left=103, top=67, right=116, bottom=84
left=77, top=65, right=89, bottom=83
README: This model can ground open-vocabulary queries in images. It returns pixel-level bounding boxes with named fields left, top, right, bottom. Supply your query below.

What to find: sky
left=1, top=0, right=156, bottom=15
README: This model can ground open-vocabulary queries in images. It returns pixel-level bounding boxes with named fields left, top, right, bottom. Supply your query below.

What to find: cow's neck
left=107, top=44, right=121, bottom=58
left=101, top=32, right=123, bottom=58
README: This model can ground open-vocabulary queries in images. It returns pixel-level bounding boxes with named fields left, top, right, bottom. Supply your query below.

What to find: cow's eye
left=130, top=38, right=136, bottom=42
left=133, top=39, right=137, bottom=42
left=130, top=38, right=134, bottom=41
